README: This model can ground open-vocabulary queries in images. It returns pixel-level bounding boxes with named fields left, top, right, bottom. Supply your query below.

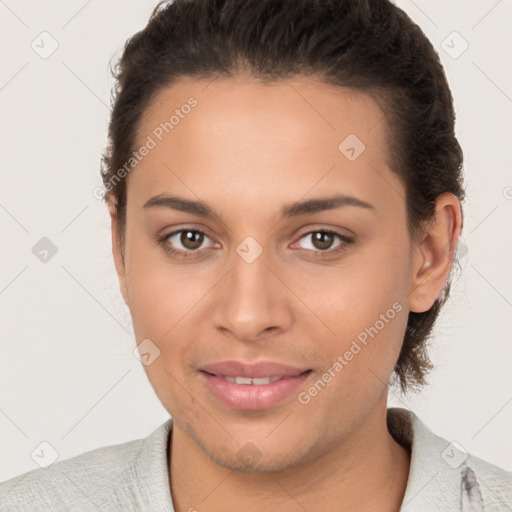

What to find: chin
left=207, top=448, right=308, bottom=474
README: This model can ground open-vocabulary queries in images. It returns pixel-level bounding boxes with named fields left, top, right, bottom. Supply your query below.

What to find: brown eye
left=179, top=230, right=204, bottom=250
left=295, top=229, right=354, bottom=257
left=159, top=228, right=217, bottom=257
left=310, top=231, right=336, bottom=250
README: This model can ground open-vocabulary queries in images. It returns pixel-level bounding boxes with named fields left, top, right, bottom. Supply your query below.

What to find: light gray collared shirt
left=1, top=408, right=510, bottom=511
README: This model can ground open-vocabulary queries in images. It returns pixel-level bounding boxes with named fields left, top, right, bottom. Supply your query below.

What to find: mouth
left=202, top=374, right=285, bottom=385
left=198, top=361, right=312, bottom=410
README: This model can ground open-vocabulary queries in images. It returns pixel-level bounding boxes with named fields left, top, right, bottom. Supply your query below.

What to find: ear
left=107, top=195, right=129, bottom=306
left=409, top=192, right=462, bottom=313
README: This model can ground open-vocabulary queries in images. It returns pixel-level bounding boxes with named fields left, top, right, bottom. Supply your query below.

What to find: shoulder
left=0, top=419, right=173, bottom=512
left=0, top=437, right=143, bottom=512
left=388, top=408, right=512, bottom=512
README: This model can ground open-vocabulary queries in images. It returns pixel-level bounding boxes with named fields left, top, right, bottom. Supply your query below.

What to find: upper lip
left=201, top=360, right=311, bottom=378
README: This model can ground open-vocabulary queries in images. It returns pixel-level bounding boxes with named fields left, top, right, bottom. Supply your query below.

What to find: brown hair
left=100, top=0, right=465, bottom=392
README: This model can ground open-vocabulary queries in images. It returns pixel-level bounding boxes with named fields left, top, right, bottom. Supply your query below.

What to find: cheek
left=293, top=239, right=411, bottom=384
left=304, top=284, right=407, bottom=380
left=123, top=241, right=214, bottom=392
left=299, top=240, right=410, bottom=335
left=295, top=275, right=409, bottom=419
left=123, top=231, right=203, bottom=336
left=124, top=249, right=200, bottom=414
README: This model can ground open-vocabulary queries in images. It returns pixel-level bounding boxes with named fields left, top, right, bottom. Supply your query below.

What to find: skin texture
left=108, top=75, right=462, bottom=511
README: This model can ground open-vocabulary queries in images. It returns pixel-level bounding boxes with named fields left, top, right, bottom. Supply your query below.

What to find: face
left=110, top=75, right=424, bottom=472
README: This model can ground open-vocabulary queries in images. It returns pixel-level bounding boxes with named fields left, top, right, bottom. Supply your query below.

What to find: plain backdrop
left=0, top=0, right=511, bottom=482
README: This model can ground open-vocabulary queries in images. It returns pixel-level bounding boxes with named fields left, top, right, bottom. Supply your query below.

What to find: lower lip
left=200, top=371, right=312, bottom=410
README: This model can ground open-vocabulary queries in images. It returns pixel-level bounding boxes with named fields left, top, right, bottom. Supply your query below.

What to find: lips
left=199, top=360, right=312, bottom=410
left=201, top=360, right=310, bottom=379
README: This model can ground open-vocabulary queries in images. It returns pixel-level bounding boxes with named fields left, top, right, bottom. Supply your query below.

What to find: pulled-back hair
left=100, top=0, right=465, bottom=392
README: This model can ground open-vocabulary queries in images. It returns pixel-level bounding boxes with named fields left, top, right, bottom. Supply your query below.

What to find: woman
left=1, top=0, right=510, bottom=510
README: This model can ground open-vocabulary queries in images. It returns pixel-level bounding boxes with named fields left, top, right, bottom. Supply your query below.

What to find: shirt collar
left=126, top=409, right=483, bottom=512
left=127, top=417, right=175, bottom=510
left=388, top=407, right=462, bottom=511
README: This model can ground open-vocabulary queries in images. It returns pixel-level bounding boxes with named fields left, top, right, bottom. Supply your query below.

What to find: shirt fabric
left=1, top=407, right=510, bottom=511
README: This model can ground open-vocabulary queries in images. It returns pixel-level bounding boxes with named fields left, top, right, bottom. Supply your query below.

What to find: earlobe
left=408, top=193, right=462, bottom=313
left=107, top=196, right=129, bottom=306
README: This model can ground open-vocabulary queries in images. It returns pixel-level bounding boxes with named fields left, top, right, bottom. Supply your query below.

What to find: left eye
left=295, top=230, right=352, bottom=253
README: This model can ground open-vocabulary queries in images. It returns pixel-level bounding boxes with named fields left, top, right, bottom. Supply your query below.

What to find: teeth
left=218, top=375, right=282, bottom=385
left=235, top=376, right=253, bottom=385
left=251, top=377, right=276, bottom=385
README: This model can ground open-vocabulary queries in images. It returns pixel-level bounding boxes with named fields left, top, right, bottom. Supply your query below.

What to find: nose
left=211, top=244, right=294, bottom=343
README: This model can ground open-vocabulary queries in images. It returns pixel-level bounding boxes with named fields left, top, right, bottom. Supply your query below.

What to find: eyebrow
left=143, top=193, right=375, bottom=220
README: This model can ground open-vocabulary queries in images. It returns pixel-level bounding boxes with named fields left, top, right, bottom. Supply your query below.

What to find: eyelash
left=155, top=228, right=354, bottom=259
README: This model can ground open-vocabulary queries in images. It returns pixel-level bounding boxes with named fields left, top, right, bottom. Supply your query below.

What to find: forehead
left=137, top=75, right=387, bottom=150
left=128, top=76, right=400, bottom=216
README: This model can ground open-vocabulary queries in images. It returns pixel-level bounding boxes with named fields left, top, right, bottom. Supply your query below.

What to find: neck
left=169, top=397, right=410, bottom=512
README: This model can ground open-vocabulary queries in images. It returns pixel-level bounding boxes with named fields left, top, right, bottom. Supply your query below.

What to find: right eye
left=156, top=228, right=219, bottom=258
